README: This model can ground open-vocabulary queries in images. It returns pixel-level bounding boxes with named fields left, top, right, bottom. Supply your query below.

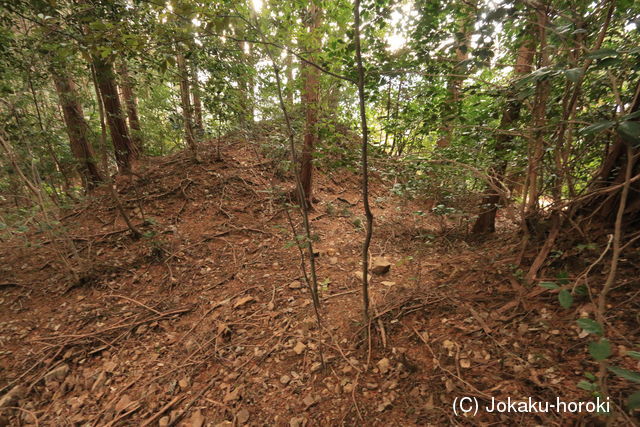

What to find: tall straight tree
left=176, top=52, right=198, bottom=154
left=93, top=56, right=136, bottom=172
left=299, top=2, right=322, bottom=209
left=117, top=61, right=143, bottom=154
left=51, top=70, right=102, bottom=189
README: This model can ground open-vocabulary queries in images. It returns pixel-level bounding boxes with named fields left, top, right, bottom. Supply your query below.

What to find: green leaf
left=587, top=48, right=619, bottom=59
left=617, top=121, right=640, bottom=146
left=609, top=366, right=640, bottom=383
left=577, top=380, right=596, bottom=391
left=558, top=289, right=573, bottom=308
left=628, top=391, right=640, bottom=411
left=621, top=111, right=640, bottom=121
left=576, top=318, right=604, bottom=335
left=539, top=281, right=559, bottom=289
left=627, top=351, right=640, bottom=360
left=580, top=121, right=615, bottom=135
left=585, top=372, right=597, bottom=381
left=589, top=339, right=612, bottom=361
left=564, top=67, right=583, bottom=83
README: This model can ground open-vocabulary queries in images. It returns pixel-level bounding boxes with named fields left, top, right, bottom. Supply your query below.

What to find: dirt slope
left=0, top=135, right=636, bottom=426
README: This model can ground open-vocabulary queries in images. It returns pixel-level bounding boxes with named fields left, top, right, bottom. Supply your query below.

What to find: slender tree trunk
left=51, top=71, right=103, bottom=189
left=354, top=0, right=373, bottom=326
left=299, top=3, right=322, bottom=210
left=176, top=52, right=198, bottom=154
left=93, top=56, right=135, bottom=173
left=524, top=6, right=551, bottom=217
left=190, top=64, right=204, bottom=138
left=285, top=52, right=294, bottom=107
left=117, top=61, right=144, bottom=154
left=437, top=0, right=477, bottom=148
left=472, top=36, right=535, bottom=233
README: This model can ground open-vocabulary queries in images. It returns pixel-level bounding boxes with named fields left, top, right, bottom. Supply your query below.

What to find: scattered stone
left=290, top=416, right=307, bottom=427
left=459, top=358, right=471, bottom=369
left=179, top=377, right=190, bottom=389
left=293, top=341, right=306, bottom=355
left=377, top=358, right=391, bottom=374
left=236, top=408, right=250, bottom=424
left=303, top=394, right=316, bottom=408
left=103, top=361, right=117, bottom=373
left=280, top=375, right=291, bottom=385
left=223, top=387, right=241, bottom=404
left=0, top=385, right=25, bottom=408
left=159, top=416, right=170, bottom=427
left=45, top=364, right=69, bottom=383
left=189, top=410, right=205, bottom=427
left=329, top=257, right=338, bottom=265
left=343, top=383, right=354, bottom=393
left=233, top=296, right=255, bottom=309
left=353, top=271, right=370, bottom=281
left=289, top=280, right=302, bottom=290
left=115, top=394, right=133, bottom=412
left=370, top=257, right=391, bottom=275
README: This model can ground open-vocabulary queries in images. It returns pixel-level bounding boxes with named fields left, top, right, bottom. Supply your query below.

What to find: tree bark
left=523, top=6, right=551, bottom=217
left=51, top=71, right=102, bottom=189
left=117, top=61, right=143, bottom=154
left=299, top=3, right=322, bottom=210
left=472, top=36, right=535, bottom=233
left=93, top=56, right=135, bottom=173
left=191, top=63, right=204, bottom=138
left=176, top=52, right=198, bottom=153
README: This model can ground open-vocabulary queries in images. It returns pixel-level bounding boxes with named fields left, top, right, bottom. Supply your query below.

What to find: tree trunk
left=117, top=61, right=144, bottom=154
left=51, top=71, right=102, bottom=189
left=191, top=63, right=204, bottom=138
left=472, top=36, right=535, bottom=233
left=176, top=52, right=197, bottom=153
left=299, top=3, right=322, bottom=210
left=523, top=6, right=551, bottom=217
left=93, top=56, right=135, bottom=173
left=437, top=0, right=477, bottom=148
left=285, top=52, right=294, bottom=107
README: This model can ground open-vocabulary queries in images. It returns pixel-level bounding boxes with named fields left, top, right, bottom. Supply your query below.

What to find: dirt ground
left=1, top=135, right=638, bottom=426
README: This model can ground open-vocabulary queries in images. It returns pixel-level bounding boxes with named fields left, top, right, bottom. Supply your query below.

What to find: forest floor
left=0, top=132, right=637, bottom=426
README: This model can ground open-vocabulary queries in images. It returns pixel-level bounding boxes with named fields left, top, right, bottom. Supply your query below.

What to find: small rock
left=290, top=416, right=307, bottom=427
left=303, top=394, right=316, bottom=407
left=223, top=387, right=241, bottom=403
left=329, top=257, right=338, bottom=265
left=189, top=409, right=205, bottom=427
left=343, top=383, right=354, bottom=393
left=236, top=408, right=250, bottom=424
left=377, top=358, right=391, bottom=374
left=115, top=394, right=133, bottom=412
left=289, top=280, right=302, bottom=289
left=159, top=416, right=170, bottom=427
left=293, top=341, right=306, bottom=355
left=179, top=377, right=190, bottom=389
left=370, top=257, right=391, bottom=275
left=233, top=296, right=255, bottom=309
left=353, top=271, right=371, bottom=281
left=0, top=385, right=25, bottom=408
left=280, top=375, right=291, bottom=385
left=45, top=364, right=70, bottom=383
